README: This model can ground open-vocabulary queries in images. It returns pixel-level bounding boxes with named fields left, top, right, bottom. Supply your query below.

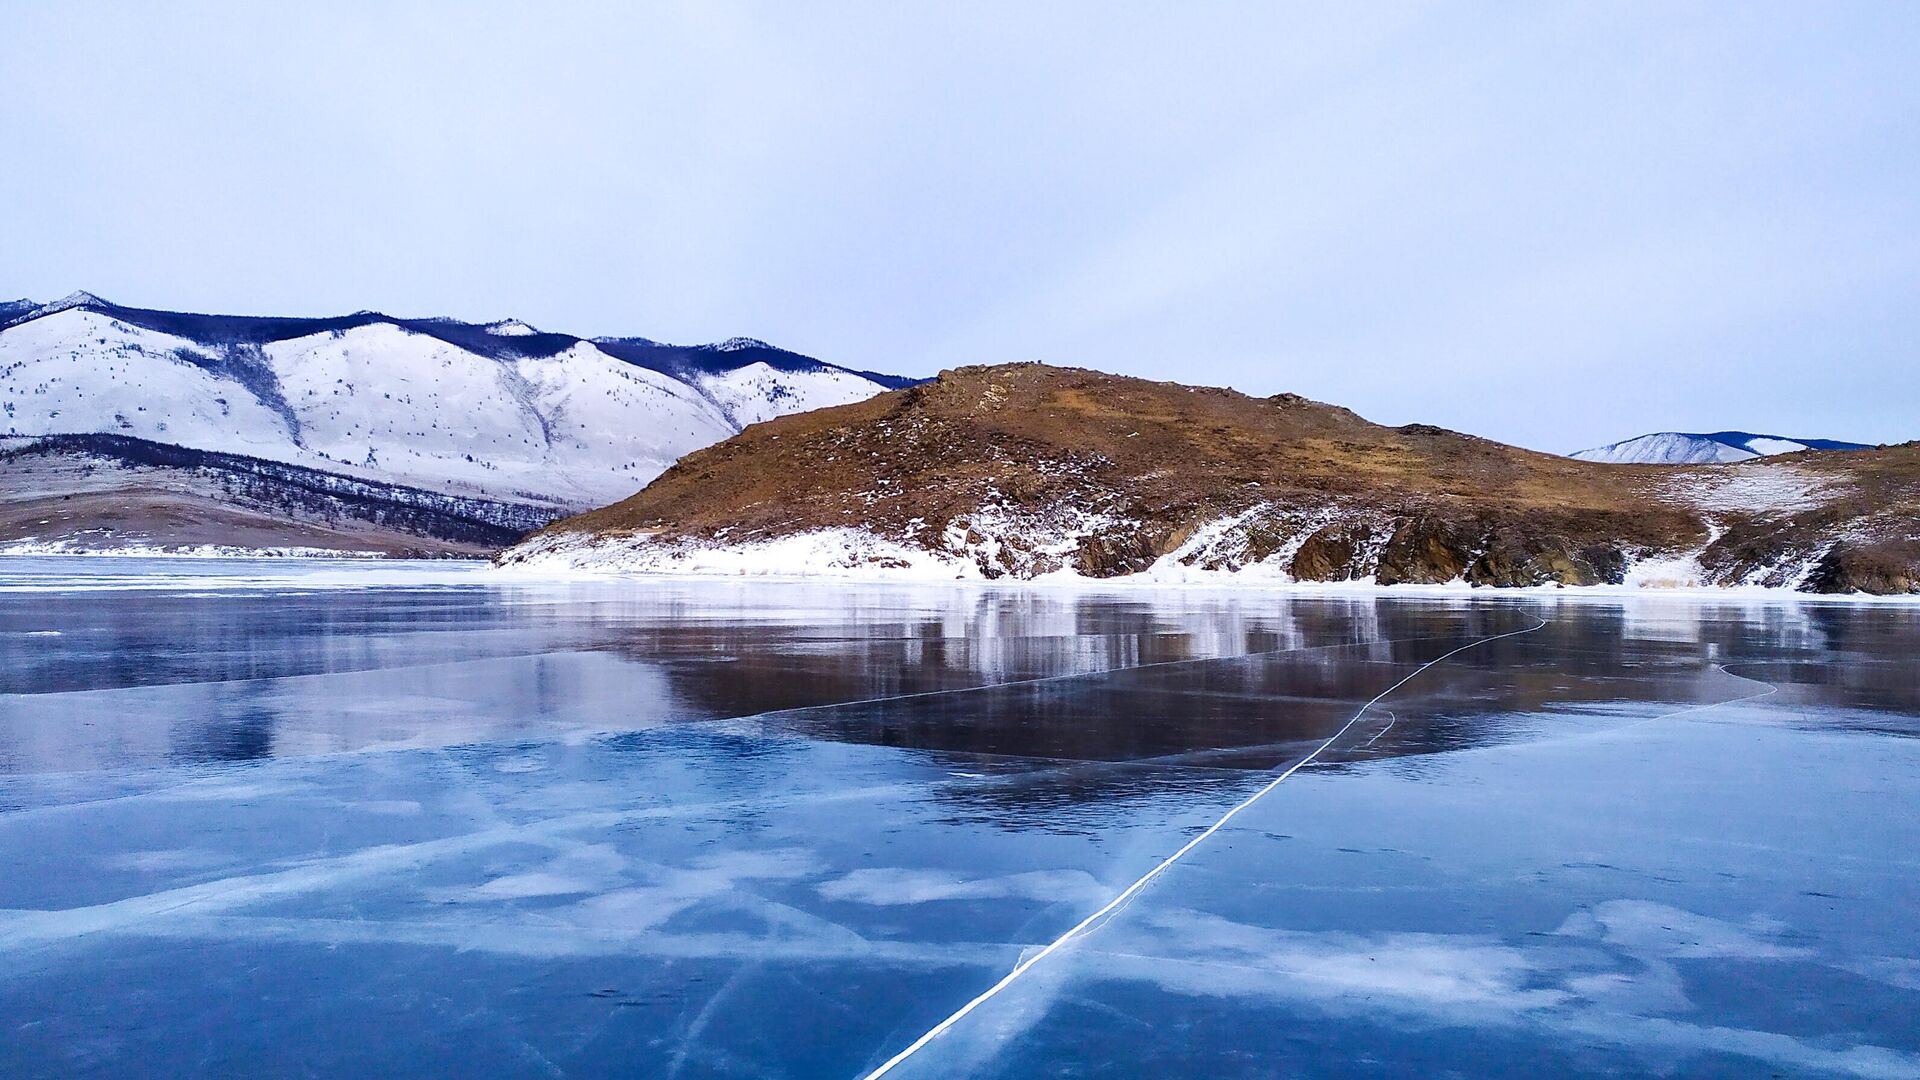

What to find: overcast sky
left=3, top=2, right=1915, bottom=452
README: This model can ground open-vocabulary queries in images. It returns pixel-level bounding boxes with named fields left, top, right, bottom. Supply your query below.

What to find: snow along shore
left=494, top=525, right=1917, bottom=601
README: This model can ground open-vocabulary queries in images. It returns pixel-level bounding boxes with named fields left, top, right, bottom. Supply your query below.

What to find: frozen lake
left=2, top=557, right=1917, bottom=1078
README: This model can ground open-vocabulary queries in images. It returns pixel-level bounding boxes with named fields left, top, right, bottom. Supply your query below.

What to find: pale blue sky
left=3, top=2, right=1915, bottom=452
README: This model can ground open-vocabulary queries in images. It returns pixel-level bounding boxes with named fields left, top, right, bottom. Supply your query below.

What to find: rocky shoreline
left=503, top=364, right=1919, bottom=595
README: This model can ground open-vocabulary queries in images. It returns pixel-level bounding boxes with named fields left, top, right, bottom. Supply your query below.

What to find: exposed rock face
left=1804, top=541, right=1920, bottom=596
left=503, top=365, right=1920, bottom=595
left=1201, top=511, right=1639, bottom=589
left=1376, top=516, right=1476, bottom=585
left=1289, top=525, right=1370, bottom=582
left=1074, top=529, right=1166, bottom=578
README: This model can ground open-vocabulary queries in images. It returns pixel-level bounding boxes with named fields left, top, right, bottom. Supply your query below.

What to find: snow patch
left=1668, top=464, right=1836, bottom=514
left=502, top=527, right=970, bottom=580
left=1741, top=437, right=1806, bottom=457
left=1621, top=552, right=1709, bottom=590
left=688, top=361, right=891, bottom=429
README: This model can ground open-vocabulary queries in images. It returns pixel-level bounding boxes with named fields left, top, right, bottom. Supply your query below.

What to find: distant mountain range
left=1571, top=431, right=1873, bottom=464
left=505, top=363, right=1920, bottom=594
left=0, top=292, right=915, bottom=553
left=0, top=291, right=914, bottom=506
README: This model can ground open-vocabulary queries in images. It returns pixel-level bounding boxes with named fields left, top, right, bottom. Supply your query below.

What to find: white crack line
left=858, top=614, right=1551, bottom=1079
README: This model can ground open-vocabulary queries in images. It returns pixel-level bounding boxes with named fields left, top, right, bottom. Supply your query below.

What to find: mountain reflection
left=3, top=570, right=1916, bottom=779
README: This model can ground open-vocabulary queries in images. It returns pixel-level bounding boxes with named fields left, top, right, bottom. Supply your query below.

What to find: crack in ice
left=857, top=614, right=1551, bottom=1079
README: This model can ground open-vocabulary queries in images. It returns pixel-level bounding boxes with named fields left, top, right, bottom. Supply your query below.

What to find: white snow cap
left=483, top=318, right=540, bottom=336
left=1571, top=431, right=1864, bottom=465
left=38, top=291, right=109, bottom=316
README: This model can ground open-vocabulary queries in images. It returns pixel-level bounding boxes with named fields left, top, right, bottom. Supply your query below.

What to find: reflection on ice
left=891, top=706, right=1920, bottom=1080
left=0, top=559, right=1916, bottom=1078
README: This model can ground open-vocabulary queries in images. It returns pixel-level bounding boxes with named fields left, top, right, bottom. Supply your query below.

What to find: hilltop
left=505, top=364, right=1918, bottom=594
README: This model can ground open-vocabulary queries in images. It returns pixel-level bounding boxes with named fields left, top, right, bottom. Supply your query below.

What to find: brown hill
left=506, top=364, right=1918, bottom=594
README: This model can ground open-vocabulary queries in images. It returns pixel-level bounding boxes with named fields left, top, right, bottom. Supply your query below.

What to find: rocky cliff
left=502, top=364, right=1919, bottom=594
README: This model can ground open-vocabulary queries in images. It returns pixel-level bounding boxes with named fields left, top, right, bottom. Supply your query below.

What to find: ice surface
left=1, top=558, right=1916, bottom=1078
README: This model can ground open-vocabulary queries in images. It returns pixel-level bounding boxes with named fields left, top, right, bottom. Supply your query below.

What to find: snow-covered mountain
left=0, top=292, right=916, bottom=510
left=1570, top=431, right=1872, bottom=465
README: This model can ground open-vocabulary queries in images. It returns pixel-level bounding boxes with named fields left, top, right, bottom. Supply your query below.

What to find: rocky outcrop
left=1186, top=510, right=1648, bottom=588
left=1074, top=528, right=1168, bottom=578
left=1804, top=541, right=1920, bottom=595
left=1375, top=516, right=1477, bottom=585
left=1463, top=527, right=1628, bottom=589
left=1288, top=525, right=1372, bottom=582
